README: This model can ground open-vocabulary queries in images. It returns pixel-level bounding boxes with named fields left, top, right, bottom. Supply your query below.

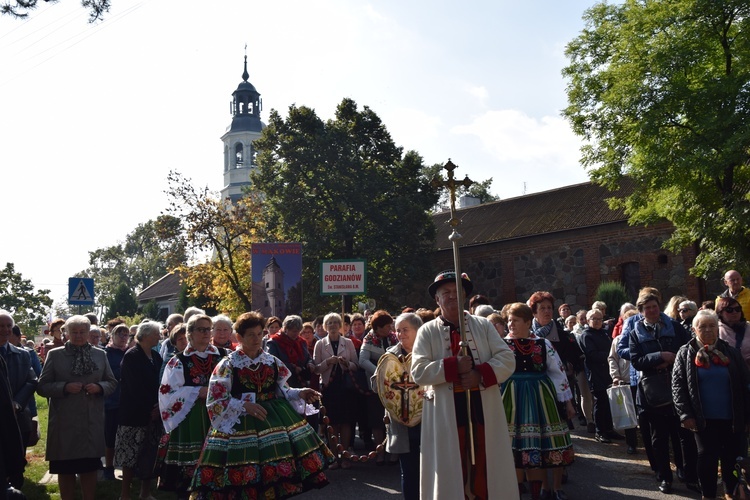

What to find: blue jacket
left=2, top=342, right=37, bottom=411
left=626, top=314, right=689, bottom=410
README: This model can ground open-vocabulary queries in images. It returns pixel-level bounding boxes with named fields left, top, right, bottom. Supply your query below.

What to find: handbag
left=607, top=384, right=638, bottom=430
left=638, top=370, right=672, bottom=408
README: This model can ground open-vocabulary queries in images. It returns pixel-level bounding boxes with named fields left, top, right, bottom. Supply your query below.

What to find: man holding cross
left=411, top=271, right=518, bottom=499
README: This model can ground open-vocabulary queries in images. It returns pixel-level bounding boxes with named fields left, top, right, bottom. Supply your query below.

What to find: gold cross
left=431, top=160, right=474, bottom=227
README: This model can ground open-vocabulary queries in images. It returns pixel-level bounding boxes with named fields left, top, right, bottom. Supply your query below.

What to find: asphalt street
left=298, top=425, right=708, bottom=499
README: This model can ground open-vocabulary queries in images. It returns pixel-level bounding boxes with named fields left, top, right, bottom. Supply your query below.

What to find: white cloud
left=452, top=109, right=582, bottom=167
left=464, top=84, right=489, bottom=103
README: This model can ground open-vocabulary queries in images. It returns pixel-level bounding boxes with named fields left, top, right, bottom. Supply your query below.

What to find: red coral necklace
left=512, top=338, right=535, bottom=356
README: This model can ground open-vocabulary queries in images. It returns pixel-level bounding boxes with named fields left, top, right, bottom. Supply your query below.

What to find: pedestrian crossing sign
left=68, top=278, right=95, bottom=305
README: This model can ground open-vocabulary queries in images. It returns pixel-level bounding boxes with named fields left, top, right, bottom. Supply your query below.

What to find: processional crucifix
left=431, top=160, right=476, bottom=465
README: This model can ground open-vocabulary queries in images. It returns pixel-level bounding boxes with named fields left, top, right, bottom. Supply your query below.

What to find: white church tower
left=221, top=54, right=263, bottom=201
left=263, top=257, right=285, bottom=317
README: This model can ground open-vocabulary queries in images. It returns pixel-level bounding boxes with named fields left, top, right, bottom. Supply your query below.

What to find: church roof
left=137, top=271, right=183, bottom=302
left=432, top=178, right=635, bottom=251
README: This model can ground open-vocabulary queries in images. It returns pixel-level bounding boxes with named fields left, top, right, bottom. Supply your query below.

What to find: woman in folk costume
left=501, top=303, right=575, bottom=500
left=411, top=271, right=518, bottom=500
left=158, top=315, right=227, bottom=499
left=190, top=311, right=334, bottom=499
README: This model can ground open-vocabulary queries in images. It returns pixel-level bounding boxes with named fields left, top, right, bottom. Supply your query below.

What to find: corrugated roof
left=432, top=179, right=634, bottom=250
left=137, top=271, right=183, bottom=302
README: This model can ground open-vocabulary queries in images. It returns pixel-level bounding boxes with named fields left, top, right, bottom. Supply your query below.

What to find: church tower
left=263, top=257, right=285, bottom=317
left=221, top=54, right=263, bottom=201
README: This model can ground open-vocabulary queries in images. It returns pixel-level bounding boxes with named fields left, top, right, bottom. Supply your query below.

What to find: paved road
left=298, top=426, right=707, bottom=499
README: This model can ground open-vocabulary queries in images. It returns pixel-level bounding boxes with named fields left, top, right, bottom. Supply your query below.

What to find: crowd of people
left=1, top=267, right=749, bottom=500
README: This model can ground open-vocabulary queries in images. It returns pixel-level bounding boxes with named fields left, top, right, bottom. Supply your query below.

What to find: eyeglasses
left=722, top=306, right=742, bottom=314
left=678, top=309, right=692, bottom=313
left=194, top=327, right=212, bottom=333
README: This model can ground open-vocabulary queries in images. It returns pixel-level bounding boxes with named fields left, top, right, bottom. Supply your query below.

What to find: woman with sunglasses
left=717, top=297, right=750, bottom=370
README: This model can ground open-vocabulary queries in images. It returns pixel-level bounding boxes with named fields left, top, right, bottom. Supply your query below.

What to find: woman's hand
left=84, top=383, right=102, bottom=395
left=681, top=418, right=697, bottom=432
left=243, top=402, right=267, bottom=421
left=197, top=386, right=208, bottom=399
left=299, top=388, right=321, bottom=404
left=65, top=382, right=84, bottom=394
left=337, top=356, right=349, bottom=370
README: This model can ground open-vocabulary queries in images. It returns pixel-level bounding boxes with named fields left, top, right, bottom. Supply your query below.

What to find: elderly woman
left=37, top=315, right=117, bottom=500
left=211, top=314, right=236, bottom=350
left=190, top=312, right=334, bottom=498
left=501, top=303, right=575, bottom=500
left=383, top=312, right=423, bottom=500
left=359, top=309, right=399, bottom=465
left=266, top=316, right=282, bottom=337
left=103, top=323, right=130, bottom=480
left=608, top=308, right=639, bottom=454
left=678, top=301, right=698, bottom=334
left=158, top=315, right=226, bottom=498
left=313, top=312, right=359, bottom=469
left=115, top=320, right=164, bottom=500
left=266, top=315, right=315, bottom=389
left=717, top=297, right=750, bottom=370
left=673, top=309, right=750, bottom=499
left=44, top=318, right=65, bottom=361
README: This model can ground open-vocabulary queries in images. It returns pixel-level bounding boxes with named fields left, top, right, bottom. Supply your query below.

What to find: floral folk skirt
left=158, top=402, right=211, bottom=493
left=190, top=398, right=335, bottom=499
left=501, top=371, right=575, bottom=469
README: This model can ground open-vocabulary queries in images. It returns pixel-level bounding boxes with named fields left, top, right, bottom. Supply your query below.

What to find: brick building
left=424, top=179, right=719, bottom=312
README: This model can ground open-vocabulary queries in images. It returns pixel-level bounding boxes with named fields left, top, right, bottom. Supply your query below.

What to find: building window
left=620, top=262, right=641, bottom=303
left=235, top=143, right=244, bottom=167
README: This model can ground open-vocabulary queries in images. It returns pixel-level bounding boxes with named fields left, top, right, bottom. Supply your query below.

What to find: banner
left=320, top=259, right=367, bottom=295
left=251, top=243, right=302, bottom=318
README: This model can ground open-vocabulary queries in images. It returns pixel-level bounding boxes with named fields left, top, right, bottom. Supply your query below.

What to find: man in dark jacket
left=0, top=312, right=37, bottom=450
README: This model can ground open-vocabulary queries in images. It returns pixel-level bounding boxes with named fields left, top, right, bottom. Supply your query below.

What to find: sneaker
left=586, top=422, right=596, bottom=433
left=595, top=433, right=612, bottom=444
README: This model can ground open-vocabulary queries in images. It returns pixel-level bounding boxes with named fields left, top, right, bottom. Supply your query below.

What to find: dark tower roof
left=229, top=55, right=263, bottom=133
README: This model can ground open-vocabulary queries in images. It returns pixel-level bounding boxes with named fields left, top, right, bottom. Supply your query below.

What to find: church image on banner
left=251, top=243, right=303, bottom=318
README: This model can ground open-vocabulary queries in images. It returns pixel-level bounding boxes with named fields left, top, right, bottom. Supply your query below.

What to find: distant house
left=421, top=179, right=717, bottom=312
left=137, top=272, right=183, bottom=320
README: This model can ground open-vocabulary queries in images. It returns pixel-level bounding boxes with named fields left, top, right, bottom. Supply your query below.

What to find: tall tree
left=80, top=215, right=185, bottom=306
left=252, top=98, right=439, bottom=315
left=0, top=262, right=53, bottom=334
left=1, top=0, right=110, bottom=22
left=164, top=171, right=267, bottom=317
left=563, top=0, right=750, bottom=277
left=105, top=282, right=137, bottom=320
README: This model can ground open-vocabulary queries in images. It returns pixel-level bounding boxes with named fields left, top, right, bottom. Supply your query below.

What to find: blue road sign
left=69, top=278, right=95, bottom=305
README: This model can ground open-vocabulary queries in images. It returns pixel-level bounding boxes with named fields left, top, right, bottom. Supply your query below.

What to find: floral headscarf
left=65, top=341, right=97, bottom=376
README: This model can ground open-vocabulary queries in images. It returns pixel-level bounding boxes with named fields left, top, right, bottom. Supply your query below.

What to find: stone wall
left=422, top=220, right=717, bottom=312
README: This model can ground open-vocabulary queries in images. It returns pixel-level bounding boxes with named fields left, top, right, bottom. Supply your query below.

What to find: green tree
left=562, top=0, right=750, bottom=277
left=0, top=262, right=53, bottom=333
left=252, top=98, right=439, bottom=315
left=421, top=163, right=499, bottom=212
left=80, top=215, right=185, bottom=307
left=1, top=0, right=110, bottom=22
left=164, top=171, right=267, bottom=317
left=105, top=282, right=138, bottom=320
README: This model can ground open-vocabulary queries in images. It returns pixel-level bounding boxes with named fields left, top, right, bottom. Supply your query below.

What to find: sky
left=0, top=0, right=597, bottom=307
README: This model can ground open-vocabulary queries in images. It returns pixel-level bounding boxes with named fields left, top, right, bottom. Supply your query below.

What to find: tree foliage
left=164, top=171, right=268, bottom=317
left=105, top=282, right=137, bottom=320
left=0, top=262, right=53, bottom=334
left=1, top=0, right=110, bottom=22
left=252, top=98, right=439, bottom=315
left=79, top=215, right=185, bottom=307
left=421, top=163, right=499, bottom=212
left=563, top=0, right=750, bottom=277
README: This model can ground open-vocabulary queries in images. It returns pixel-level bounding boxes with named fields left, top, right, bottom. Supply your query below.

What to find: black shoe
left=658, top=480, right=672, bottom=494
left=606, top=431, right=625, bottom=440
left=567, top=419, right=575, bottom=431
left=685, top=482, right=701, bottom=494
left=626, top=446, right=637, bottom=455
left=577, top=415, right=587, bottom=426
left=676, top=468, right=686, bottom=483
left=595, top=433, right=612, bottom=444
left=586, top=422, right=596, bottom=433
left=102, top=466, right=115, bottom=480
left=553, top=490, right=569, bottom=500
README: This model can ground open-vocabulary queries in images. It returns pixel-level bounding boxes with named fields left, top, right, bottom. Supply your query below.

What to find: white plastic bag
left=607, top=384, right=638, bottom=430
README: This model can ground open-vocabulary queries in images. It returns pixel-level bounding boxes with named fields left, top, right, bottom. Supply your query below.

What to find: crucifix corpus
left=431, top=159, right=476, bottom=465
